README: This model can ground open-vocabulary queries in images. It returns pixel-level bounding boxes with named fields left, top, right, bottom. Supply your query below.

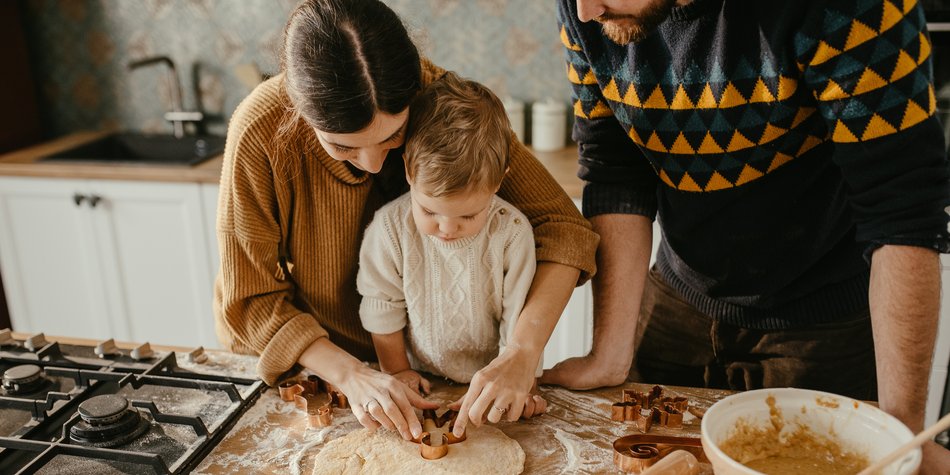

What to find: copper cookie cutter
left=611, top=386, right=691, bottom=432
left=277, top=375, right=349, bottom=428
left=612, top=434, right=708, bottom=473
left=413, top=409, right=467, bottom=460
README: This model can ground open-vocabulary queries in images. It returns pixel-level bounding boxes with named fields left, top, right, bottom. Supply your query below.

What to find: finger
left=392, top=387, right=425, bottom=440
left=447, top=398, right=463, bottom=411
left=354, top=404, right=381, bottom=432
left=420, top=377, right=431, bottom=395
left=406, top=388, right=440, bottom=410
left=454, top=389, right=480, bottom=438
left=511, top=396, right=530, bottom=422
left=487, top=396, right=513, bottom=424
left=468, top=386, right=497, bottom=426
left=367, top=401, right=397, bottom=433
left=378, top=395, right=413, bottom=440
left=535, top=395, right=548, bottom=415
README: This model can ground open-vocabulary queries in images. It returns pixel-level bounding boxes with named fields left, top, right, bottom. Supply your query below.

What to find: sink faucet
left=128, top=56, right=203, bottom=138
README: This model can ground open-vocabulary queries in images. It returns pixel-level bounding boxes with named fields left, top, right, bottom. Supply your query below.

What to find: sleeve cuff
left=582, top=182, right=658, bottom=219
left=256, top=313, right=329, bottom=386
left=533, top=221, right=599, bottom=285
left=359, top=298, right=408, bottom=334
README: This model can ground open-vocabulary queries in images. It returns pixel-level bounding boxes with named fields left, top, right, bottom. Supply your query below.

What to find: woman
left=214, top=0, right=597, bottom=441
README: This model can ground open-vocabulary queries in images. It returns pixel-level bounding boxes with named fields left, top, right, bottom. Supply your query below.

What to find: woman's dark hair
left=281, top=0, right=421, bottom=133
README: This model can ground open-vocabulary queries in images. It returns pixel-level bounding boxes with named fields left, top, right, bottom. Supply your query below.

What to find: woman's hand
left=337, top=364, right=440, bottom=440
left=391, top=369, right=431, bottom=396
left=450, top=347, right=538, bottom=437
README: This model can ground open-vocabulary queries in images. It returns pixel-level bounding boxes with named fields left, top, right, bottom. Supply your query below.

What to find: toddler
left=357, top=72, right=544, bottom=414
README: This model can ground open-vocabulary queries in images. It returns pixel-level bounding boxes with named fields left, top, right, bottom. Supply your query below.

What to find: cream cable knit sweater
left=357, top=193, right=536, bottom=383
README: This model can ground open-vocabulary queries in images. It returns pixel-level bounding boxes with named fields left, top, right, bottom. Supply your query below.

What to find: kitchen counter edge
left=0, top=131, right=584, bottom=198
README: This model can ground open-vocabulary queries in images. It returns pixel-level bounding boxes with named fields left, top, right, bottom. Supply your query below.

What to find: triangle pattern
left=670, top=85, right=695, bottom=110
left=852, top=67, right=888, bottom=95
left=810, top=41, right=842, bottom=66
left=704, top=171, right=734, bottom=191
left=777, top=76, right=798, bottom=100
left=899, top=98, right=928, bottom=130
left=718, top=82, right=748, bottom=108
left=879, top=0, right=903, bottom=33
left=845, top=19, right=878, bottom=51
left=918, top=33, right=931, bottom=64
left=698, top=133, right=725, bottom=154
left=589, top=100, right=613, bottom=118
left=678, top=172, right=703, bottom=192
left=861, top=113, right=898, bottom=140
left=670, top=132, right=696, bottom=154
left=735, top=165, right=765, bottom=185
left=889, top=49, right=918, bottom=82
left=767, top=152, right=794, bottom=172
left=622, top=84, right=641, bottom=107
left=749, top=78, right=776, bottom=103
left=643, top=85, right=669, bottom=109
left=603, top=78, right=622, bottom=102
left=833, top=120, right=859, bottom=142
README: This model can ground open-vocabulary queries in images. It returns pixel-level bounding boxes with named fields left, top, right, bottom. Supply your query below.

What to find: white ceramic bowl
left=701, top=388, right=921, bottom=475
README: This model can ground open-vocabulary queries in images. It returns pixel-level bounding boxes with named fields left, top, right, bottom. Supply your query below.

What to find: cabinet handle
left=88, top=195, right=102, bottom=208
left=72, top=193, right=86, bottom=206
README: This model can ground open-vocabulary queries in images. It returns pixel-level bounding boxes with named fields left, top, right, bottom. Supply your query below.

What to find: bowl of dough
left=700, top=387, right=921, bottom=475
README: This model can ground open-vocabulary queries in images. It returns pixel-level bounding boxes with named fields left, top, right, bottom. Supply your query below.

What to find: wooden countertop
left=16, top=333, right=723, bottom=473
left=0, top=131, right=583, bottom=198
left=197, top=378, right=727, bottom=474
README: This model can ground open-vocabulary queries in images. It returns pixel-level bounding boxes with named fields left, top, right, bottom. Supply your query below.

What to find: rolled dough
left=311, top=426, right=524, bottom=474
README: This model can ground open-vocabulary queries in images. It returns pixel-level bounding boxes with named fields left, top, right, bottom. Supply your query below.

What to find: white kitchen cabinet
left=0, top=176, right=218, bottom=349
left=201, top=183, right=220, bottom=286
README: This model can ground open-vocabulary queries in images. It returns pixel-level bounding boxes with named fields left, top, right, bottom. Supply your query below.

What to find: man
left=541, top=0, right=950, bottom=471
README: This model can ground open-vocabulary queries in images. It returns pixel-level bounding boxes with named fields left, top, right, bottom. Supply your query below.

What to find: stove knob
left=0, top=328, right=17, bottom=348
left=94, top=339, right=122, bottom=358
left=186, top=346, right=207, bottom=364
left=130, top=342, right=154, bottom=361
left=24, top=333, right=49, bottom=352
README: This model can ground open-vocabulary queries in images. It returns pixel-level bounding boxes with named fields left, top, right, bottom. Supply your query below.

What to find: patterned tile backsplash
left=23, top=0, right=570, bottom=138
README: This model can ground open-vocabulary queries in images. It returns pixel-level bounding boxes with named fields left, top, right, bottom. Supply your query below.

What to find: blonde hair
left=404, top=72, right=510, bottom=197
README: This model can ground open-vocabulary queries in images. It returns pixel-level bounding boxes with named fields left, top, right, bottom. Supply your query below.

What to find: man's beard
left=597, top=0, right=677, bottom=44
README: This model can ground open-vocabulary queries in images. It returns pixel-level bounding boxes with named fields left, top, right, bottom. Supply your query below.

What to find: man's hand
left=541, top=352, right=629, bottom=389
left=541, top=214, right=652, bottom=390
left=391, top=369, right=431, bottom=396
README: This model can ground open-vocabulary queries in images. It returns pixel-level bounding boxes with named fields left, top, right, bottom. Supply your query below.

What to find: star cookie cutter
left=277, top=374, right=350, bottom=428
left=610, top=386, right=691, bottom=432
left=612, top=434, right=707, bottom=473
left=413, top=409, right=467, bottom=460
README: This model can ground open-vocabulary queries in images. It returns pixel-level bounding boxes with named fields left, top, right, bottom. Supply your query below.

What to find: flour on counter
left=551, top=428, right=615, bottom=474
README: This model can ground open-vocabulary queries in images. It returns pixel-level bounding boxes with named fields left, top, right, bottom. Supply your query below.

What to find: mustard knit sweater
left=213, top=60, right=598, bottom=386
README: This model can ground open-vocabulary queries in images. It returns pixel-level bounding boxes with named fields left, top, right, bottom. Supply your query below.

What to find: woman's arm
left=298, top=337, right=436, bottom=440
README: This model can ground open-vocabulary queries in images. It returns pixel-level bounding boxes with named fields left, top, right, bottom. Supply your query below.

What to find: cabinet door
left=90, top=180, right=216, bottom=348
left=200, top=183, right=220, bottom=288
left=0, top=177, right=114, bottom=338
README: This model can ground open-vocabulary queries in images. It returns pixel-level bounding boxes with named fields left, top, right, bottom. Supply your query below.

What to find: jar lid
left=502, top=96, right=524, bottom=112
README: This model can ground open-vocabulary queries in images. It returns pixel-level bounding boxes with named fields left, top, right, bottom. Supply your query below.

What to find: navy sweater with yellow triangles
left=559, top=0, right=950, bottom=329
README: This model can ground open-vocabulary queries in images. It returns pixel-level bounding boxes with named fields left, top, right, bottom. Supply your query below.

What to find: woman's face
left=314, top=108, right=410, bottom=174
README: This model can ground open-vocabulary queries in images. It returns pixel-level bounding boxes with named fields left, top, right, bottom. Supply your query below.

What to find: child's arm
left=357, top=208, right=430, bottom=394
left=372, top=331, right=431, bottom=396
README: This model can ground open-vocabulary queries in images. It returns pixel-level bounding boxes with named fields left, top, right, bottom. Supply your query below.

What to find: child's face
left=409, top=185, right=496, bottom=242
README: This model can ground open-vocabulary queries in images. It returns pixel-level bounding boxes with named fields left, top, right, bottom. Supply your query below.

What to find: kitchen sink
left=39, top=132, right=226, bottom=166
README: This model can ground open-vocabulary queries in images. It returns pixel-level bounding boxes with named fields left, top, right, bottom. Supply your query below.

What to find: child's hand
left=391, top=369, right=431, bottom=396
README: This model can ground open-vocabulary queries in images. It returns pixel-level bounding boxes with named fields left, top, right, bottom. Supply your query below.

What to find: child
left=356, top=72, right=545, bottom=417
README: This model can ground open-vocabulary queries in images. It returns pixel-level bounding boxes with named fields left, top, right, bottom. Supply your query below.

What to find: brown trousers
left=630, top=268, right=878, bottom=401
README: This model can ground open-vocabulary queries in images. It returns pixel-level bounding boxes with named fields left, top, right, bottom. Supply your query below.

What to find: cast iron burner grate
left=0, top=332, right=265, bottom=474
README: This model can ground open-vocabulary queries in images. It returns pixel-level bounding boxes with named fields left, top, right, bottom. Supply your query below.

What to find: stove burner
left=2, top=364, right=50, bottom=395
left=69, top=394, right=150, bottom=447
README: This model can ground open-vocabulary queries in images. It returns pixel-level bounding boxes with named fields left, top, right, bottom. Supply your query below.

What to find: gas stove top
left=0, top=329, right=265, bottom=474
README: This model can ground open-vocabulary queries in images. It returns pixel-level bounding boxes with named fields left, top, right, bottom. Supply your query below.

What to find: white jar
left=503, top=97, right=525, bottom=143
left=531, top=98, right=567, bottom=152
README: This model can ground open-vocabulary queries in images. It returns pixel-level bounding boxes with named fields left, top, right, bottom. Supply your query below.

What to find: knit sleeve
left=215, top=86, right=328, bottom=386
left=794, top=0, right=950, bottom=253
left=356, top=208, right=408, bottom=335
left=557, top=0, right=660, bottom=221
left=497, top=208, right=540, bottom=375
